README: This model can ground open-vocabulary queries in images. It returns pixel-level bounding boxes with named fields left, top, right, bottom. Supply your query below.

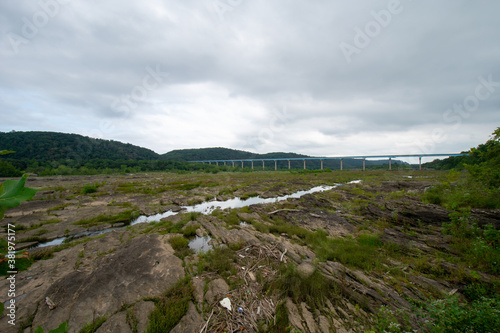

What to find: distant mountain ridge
left=160, top=147, right=309, bottom=161
left=0, top=131, right=404, bottom=170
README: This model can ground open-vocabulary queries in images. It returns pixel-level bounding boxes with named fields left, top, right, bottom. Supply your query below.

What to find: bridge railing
left=189, top=153, right=467, bottom=171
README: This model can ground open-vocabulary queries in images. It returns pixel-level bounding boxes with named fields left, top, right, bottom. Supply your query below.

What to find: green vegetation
left=73, top=209, right=139, bottom=227
left=307, top=230, right=385, bottom=271
left=81, top=183, right=100, bottom=194
left=0, top=174, right=38, bottom=219
left=35, top=322, right=69, bottom=333
left=78, top=316, right=107, bottom=333
left=144, top=212, right=202, bottom=236
left=197, top=246, right=237, bottom=280
left=266, top=263, right=339, bottom=311
left=147, top=276, right=193, bottom=333
left=423, top=127, right=500, bottom=209
left=168, top=235, right=193, bottom=259
left=370, top=295, right=500, bottom=333
left=441, top=209, right=499, bottom=274
left=1, top=132, right=410, bottom=176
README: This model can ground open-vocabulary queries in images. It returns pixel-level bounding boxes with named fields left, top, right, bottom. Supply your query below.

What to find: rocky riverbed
left=1, top=171, right=499, bottom=332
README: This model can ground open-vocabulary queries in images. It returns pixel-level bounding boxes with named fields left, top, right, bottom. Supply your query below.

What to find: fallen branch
left=200, top=309, right=215, bottom=333
left=267, top=209, right=302, bottom=215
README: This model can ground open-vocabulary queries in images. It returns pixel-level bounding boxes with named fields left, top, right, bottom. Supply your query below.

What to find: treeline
left=422, top=127, right=499, bottom=208
left=0, top=158, right=227, bottom=176
left=1, top=131, right=410, bottom=176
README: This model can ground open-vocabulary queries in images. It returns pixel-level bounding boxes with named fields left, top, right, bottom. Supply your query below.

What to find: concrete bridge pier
left=251, top=161, right=254, bottom=169
left=232, top=161, right=235, bottom=168
left=389, top=158, right=391, bottom=171
left=363, top=159, right=366, bottom=171
left=419, top=157, right=422, bottom=170
left=288, top=160, right=291, bottom=169
left=216, top=162, right=219, bottom=166
left=340, top=159, right=343, bottom=171
left=241, top=161, right=244, bottom=168
left=275, top=160, right=277, bottom=171
left=320, top=159, right=324, bottom=170
left=303, top=160, right=306, bottom=170
left=262, top=161, right=265, bottom=170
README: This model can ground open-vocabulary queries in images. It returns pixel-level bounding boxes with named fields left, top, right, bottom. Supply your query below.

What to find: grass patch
left=81, top=183, right=99, bottom=194
left=169, top=235, right=189, bottom=250
left=78, top=316, right=106, bottom=333
left=197, top=246, right=237, bottom=279
left=147, top=276, right=193, bottom=333
left=182, top=224, right=199, bottom=237
left=240, top=192, right=259, bottom=200
left=306, top=230, right=385, bottom=271
left=47, top=203, right=71, bottom=212
left=225, top=210, right=240, bottom=226
left=265, top=263, right=339, bottom=311
left=73, top=209, right=139, bottom=227
left=168, top=235, right=193, bottom=259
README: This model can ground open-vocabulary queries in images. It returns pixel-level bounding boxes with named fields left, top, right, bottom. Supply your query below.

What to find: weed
left=198, top=246, right=237, bottom=279
left=126, top=309, right=139, bottom=333
left=168, top=235, right=193, bottom=259
left=240, top=192, right=259, bottom=200
left=34, top=321, right=69, bottom=333
left=169, top=235, right=189, bottom=250
left=147, top=276, right=193, bottom=333
left=265, top=263, right=339, bottom=311
left=73, top=209, right=139, bottom=227
left=78, top=316, right=106, bottom=333
left=426, top=295, right=500, bottom=333
left=182, top=224, right=199, bottom=237
left=306, top=230, right=385, bottom=271
left=81, top=183, right=99, bottom=194
left=225, top=210, right=240, bottom=226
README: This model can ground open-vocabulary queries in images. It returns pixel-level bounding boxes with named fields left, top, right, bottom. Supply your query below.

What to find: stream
left=33, top=180, right=361, bottom=251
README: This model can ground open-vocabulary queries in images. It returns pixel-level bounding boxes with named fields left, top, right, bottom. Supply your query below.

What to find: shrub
left=81, top=183, right=99, bottom=194
left=168, top=235, right=189, bottom=250
left=426, top=295, right=500, bottom=333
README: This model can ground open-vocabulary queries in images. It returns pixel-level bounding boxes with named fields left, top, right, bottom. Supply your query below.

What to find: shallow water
left=34, top=180, right=360, bottom=249
left=188, top=236, right=213, bottom=253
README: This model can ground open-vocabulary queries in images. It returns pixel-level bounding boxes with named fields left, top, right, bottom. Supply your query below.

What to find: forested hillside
left=0, top=131, right=159, bottom=161
left=422, top=127, right=500, bottom=208
left=1, top=131, right=407, bottom=176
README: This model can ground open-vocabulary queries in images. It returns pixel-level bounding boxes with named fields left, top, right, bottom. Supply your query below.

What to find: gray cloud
left=1, top=0, right=499, bottom=156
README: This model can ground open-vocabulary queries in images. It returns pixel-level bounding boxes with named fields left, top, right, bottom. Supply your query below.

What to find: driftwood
left=202, top=244, right=288, bottom=332
left=267, top=209, right=302, bottom=215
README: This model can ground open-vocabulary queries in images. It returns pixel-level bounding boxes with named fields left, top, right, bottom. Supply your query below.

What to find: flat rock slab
left=32, top=234, right=184, bottom=333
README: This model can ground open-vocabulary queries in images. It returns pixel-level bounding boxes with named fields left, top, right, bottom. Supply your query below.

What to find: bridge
left=189, top=153, right=467, bottom=171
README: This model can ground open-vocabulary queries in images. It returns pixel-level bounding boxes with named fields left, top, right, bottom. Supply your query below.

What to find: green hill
left=0, top=131, right=410, bottom=176
left=160, top=147, right=309, bottom=162
left=0, top=131, right=159, bottom=161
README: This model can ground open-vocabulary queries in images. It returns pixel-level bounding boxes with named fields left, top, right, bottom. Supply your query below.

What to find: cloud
left=1, top=0, right=499, bottom=156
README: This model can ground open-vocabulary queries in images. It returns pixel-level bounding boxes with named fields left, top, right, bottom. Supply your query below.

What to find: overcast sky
left=1, top=0, right=499, bottom=163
